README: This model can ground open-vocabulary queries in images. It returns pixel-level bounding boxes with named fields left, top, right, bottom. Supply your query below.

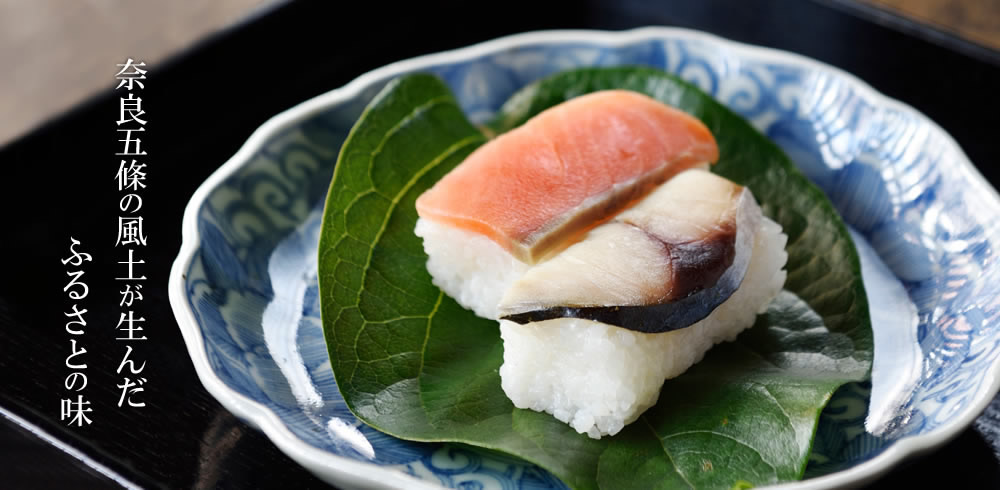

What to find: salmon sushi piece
left=417, top=90, right=718, bottom=264
left=415, top=90, right=719, bottom=319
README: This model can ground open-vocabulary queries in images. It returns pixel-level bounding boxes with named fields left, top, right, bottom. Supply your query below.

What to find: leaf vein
left=641, top=416, right=694, bottom=489
left=367, top=95, right=453, bottom=188
left=349, top=133, right=483, bottom=352
left=417, top=290, right=445, bottom=420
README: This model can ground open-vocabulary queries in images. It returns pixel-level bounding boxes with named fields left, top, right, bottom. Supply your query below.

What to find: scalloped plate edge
left=167, top=27, right=1000, bottom=489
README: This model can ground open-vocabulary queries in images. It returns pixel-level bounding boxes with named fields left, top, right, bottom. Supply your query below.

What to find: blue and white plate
left=168, top=28, right=1000, bottom=489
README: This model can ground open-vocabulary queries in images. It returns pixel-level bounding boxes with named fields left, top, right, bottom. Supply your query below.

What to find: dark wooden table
left=865, top=0, right=1000, bottom=52
left=2, top=1, right=999, bottom=488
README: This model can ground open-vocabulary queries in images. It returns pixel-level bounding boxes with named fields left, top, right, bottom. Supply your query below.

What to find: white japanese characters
left=114, top=59, right=149, bottom=409
left=61, top=237, right=93, bottom=427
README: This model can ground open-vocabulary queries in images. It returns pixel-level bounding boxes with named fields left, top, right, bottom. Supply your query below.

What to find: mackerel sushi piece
left=498, top=169, right=759, bottom=333
left=497, top=170, right=788, bottom=439
left=415, top=90, right=718, bottom=318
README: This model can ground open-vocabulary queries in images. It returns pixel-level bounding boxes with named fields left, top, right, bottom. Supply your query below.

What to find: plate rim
left=167, top=26, right=1000, bottom=489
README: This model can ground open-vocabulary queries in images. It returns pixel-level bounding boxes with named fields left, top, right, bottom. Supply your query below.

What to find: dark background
left=1, top=0, right=999, bottom=488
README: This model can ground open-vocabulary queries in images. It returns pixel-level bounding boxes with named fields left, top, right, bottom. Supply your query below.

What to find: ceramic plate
left=168, top=28, right=1000, bottom=489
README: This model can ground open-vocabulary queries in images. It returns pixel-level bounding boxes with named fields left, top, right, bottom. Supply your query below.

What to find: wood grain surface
left=0, top=0, right=273, bottom=146
left=0, top=1, right=994, bottom=158
left=866, top=0, right=1000, bottom=50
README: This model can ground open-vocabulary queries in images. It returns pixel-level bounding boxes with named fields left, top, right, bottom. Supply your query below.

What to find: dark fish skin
left=497, top=170, right=761, bottom=333
left=501, top=226, right=746, bottom=333
left=637, top=223, right=737, bottom=302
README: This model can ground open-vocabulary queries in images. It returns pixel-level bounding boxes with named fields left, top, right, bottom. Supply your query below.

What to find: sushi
left=415, top=90, right=718, bottom=319
left=498, top=170, right=763, bottom=333
left=497, top=170, right=787, bottom=438
left=413, top=90, right=787, bottom=439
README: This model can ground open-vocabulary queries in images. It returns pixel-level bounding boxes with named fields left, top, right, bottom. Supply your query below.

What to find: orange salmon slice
left=415, top=90, right=719, bottom=263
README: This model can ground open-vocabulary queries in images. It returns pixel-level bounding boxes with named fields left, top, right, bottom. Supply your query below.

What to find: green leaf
left=319, top=68, right=872, bottom=490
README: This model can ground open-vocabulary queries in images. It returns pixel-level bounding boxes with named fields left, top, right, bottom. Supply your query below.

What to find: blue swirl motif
left=183, top=35, right=1000, bottom=488
left=392, top=445, right=568, bottom=490
left=185, top=85, right=566, bottom=486
left=643, top=38, right=1000, bottom=468
left=805, top=382, right=875, bottom=477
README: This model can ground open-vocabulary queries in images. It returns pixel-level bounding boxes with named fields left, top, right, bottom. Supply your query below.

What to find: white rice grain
left=415, top=215, right=788, bottom=440
left=499, top=218, right=787, bottom=438
left=414, top=218, right=528, bottom=319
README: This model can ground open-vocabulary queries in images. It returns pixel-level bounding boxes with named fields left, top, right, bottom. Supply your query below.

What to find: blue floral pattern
left=176, top=31, right=1000, bottom=488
